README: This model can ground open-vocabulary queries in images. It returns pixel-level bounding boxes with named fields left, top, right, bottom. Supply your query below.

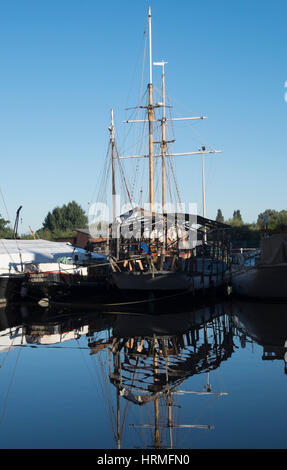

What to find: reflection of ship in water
left=232, top=300, right=287, bottom=373
left=0, top=301, right=235, bottom=449
left=0, top=302, right=115, bottom=351
left=89, top=303, right=235, bottom=449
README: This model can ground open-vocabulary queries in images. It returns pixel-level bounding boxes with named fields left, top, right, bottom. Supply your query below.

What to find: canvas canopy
left=0, top=239, right=106, bottom=275
left=111, top=206, right=198, bottom=242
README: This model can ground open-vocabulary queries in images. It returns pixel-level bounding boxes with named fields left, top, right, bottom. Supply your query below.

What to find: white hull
left=232, top=264, right=287, bottom=300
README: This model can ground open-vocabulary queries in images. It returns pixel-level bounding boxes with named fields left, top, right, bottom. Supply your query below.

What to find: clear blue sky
left=0, top=0, right=286, bottom=233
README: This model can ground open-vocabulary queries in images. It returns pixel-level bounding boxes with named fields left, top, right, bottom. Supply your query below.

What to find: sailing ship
left=98, top=7, right=231, bottom=299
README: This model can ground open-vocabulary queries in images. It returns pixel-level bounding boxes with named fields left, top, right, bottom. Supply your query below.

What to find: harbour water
left=0, top=297, right=286, bottom=450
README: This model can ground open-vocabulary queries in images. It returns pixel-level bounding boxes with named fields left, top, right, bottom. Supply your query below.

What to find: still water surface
left=0, top=297, right=286, bottom=449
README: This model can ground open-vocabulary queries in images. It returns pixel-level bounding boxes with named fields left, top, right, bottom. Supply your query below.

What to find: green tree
left=0, top=214, right=13, bottom=238
left=216, top=209, right=224, bottom=223
left=233, top=210, right=243, bottom=222
left=226, top=209, right=244, bottom=227
left=41, top=201, right=88, bottom=236
left=257, top=209, right=287, bottom=230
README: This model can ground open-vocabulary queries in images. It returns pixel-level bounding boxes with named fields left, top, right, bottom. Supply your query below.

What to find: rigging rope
left=0, top=187, right=11, bottom=227
left=0, top=347, right=21, bottom=425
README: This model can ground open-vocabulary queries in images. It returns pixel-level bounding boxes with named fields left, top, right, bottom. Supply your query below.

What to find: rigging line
left=74, top=337, right=100, bottom=391
left=129, top=401, right=148, bottom=448
left=115, top=145, right=134, bottom=208
left=131, top=31, right=148, bottom=153
left=166, top=155, right=181, bottom=204
left=165, top=92, right=177, bottom=146
left=165, top=86, right=206, bottom=124
left=91, top=348, right=115, bottom=409
left=102, top=151, right=112, bottom=201
left=89, top=142, right=111, bottom=204
left=138, top=158, right=148, bottom=207
left=100, top=142, right=111, bottom=192
left=117, top=160, right=130, bottom=206
left=124, top=29, right=147, bottom=114
left=89, top=355, right=117, bottom=441
left=128, top=90, right=149, bottom=199
left=131, top=117, right=148, bottom=201
left=166, top=160, right=175, bottom=207
left=0, top=347, right=21, bottom=425
left=164, top=97, right=181, bottom=207
left=121, top=29, right=147, bottom=155
left=101, top=157, right=112, bottom=205
left=0, top=187, right=11, bottom=226
left=165, top=88, right=216, bottom=149
left=0, top=239, right=17, bottom=265
left=176, top=116, right=209, bottom=148
left=120, top=354, right=141, bottom=438
left=180, top=391, right=222, bottom=449
left=97, top=353, right=118, bottom=440
left=0, top=333, right=19, bottom=368
left=120, top=88, right=148, bottom=153
left=126, top=81, right=149, bottom=148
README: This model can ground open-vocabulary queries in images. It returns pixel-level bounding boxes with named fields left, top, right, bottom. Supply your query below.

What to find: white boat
left=0, top=239, right=105, bottom=274
left=0, top=239, right=106, bottom=302
left=232, top=233, right=287, bottom=300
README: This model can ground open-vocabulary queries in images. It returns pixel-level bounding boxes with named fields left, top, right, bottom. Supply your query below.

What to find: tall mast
left=201, top=146, right=207, bottom=242
left=154, top=60, right=168, bottom=213
left=121, top=7, right=222, bottom=222
left=161, top=63, right=166, bottom=213
left=110, top=109, right=117, bottom=222
left=202, top=152, right=206, bottom=219
left=148, top=6, right=154, bottom=213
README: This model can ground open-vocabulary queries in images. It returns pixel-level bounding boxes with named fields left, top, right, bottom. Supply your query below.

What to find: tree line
left=0, top=203, right=286, bottom=242
left=215, top=208, right=287, bottom=245
left=216, top=208, right=287, bottom=229
left=0, top=201, right=88, bottom=240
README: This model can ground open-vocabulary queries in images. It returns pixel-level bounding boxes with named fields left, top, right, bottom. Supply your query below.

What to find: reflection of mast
left=108, top=310, right=233, bottom=449
left=109, top=347, right=123, bottom=449
left=116, top=387, right=121, bottom=449
left=153, top=336, right=160, bottom=449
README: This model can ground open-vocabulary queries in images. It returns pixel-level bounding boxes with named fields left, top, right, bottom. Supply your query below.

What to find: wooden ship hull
left=111, top=268, right=228, bottom=293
